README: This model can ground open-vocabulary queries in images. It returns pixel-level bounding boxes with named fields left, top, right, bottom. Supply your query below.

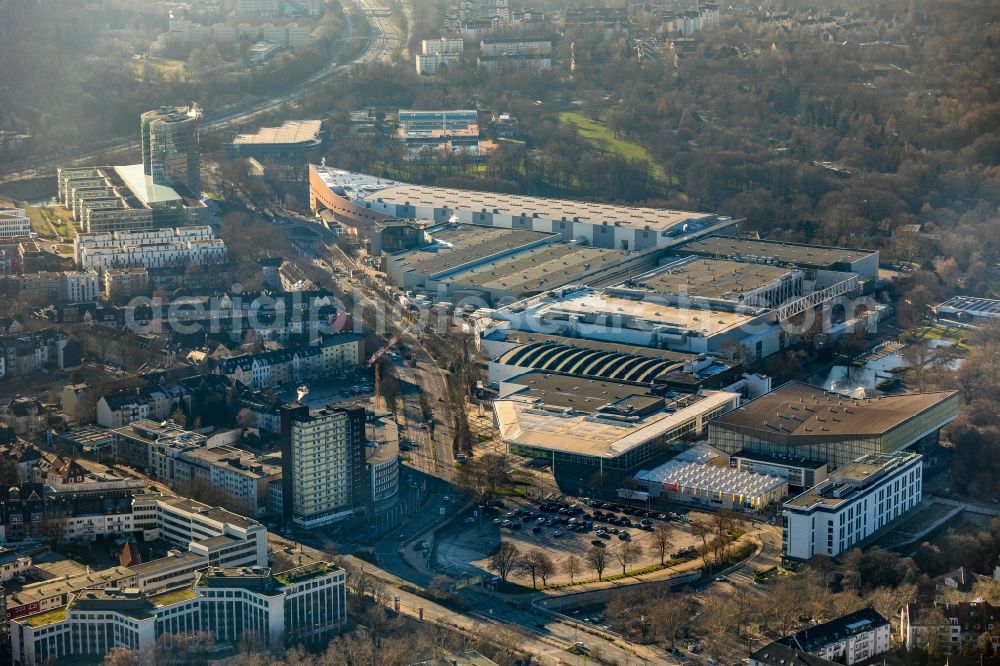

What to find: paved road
left=321, top=239, right=458, bottom=481
left=0, top=0, right=396, bottom=184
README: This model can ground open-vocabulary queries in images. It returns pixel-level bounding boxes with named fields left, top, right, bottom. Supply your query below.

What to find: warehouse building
left=635, top=450, right=787, bottom=512
left=486, top=284, right=780, bottom=357
left=679, top=236, right=879, bottom=283
left=493, top=370, right=739, bottom=472
left=383, top=223, right=662, bottom=305
left=481, top=250, right=868, bottom=360
left=708, top=381, right=958, bottom=470
left=309, top=166, right=735, bottom=252
left=487, top=336, right=743, bottom=392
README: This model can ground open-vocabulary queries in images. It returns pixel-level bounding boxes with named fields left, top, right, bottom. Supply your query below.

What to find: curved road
left=0, top=0, right=399, bottom=185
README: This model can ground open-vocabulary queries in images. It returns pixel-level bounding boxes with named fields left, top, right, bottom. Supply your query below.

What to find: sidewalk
left=412, top=517, right=765, bottom=605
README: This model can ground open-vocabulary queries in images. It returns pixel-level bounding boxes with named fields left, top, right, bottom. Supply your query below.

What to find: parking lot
left=435, top=496, right=705, bottom=587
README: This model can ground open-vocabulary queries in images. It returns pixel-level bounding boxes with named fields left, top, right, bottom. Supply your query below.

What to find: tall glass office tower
left=140, top=105, right=202, bottom=196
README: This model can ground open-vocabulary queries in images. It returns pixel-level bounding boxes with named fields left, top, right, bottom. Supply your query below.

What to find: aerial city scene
left=0, top=0, right=997, bottom=665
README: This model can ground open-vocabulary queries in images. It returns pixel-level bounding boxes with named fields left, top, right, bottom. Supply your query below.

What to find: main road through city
left=0, top=0, right=406, bottom=185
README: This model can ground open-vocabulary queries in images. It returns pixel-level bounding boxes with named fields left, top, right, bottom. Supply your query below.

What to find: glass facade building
left=141, top=106, right=202, bottom=196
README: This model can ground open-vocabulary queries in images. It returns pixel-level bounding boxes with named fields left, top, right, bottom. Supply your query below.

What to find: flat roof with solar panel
left=936, top=296, right=1000, bottom=321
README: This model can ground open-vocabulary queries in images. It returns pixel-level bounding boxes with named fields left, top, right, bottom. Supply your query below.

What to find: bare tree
left=489, top=541, right=521, bottom=582
left=689, top=516, right=713, bottom=564
left=100, top=647, right=140, bottom=666
left=586, top=545, right=609, bottom=581
left=650, top=596, right=689, bottom=646
left=517, top=548, right=547, bottom=589
left=616, top=541, right=643, bottom=575
left=653, top=523, right=673, bottom=565
left=457, top=453, right=511, bottom=505
left=563, top=554, right=581, bottom=583
left=537, top=552, right=555, bottom=587
left=712, top=510, right=738, bottom=562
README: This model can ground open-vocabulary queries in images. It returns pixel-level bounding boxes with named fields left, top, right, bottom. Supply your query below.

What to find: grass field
left=19, top=203, right=75, bottom=240
left=559, top=111, right=666, bottom=181
left=136, top=57, right=186, bottom=81
left=903, top=324, right=973, bottom=351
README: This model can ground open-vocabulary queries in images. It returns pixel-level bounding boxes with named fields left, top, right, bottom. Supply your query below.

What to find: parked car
left=591, top=540, right=606, bottom=548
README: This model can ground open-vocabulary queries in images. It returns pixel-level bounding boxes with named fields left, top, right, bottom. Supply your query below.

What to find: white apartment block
left=422, top=37, right=465, bottom=55
left=479, top=39, right=551, bottom=56
left=783, top=452, right=922, bottom=560
left=11, top=562, right=346, bottom=666
left=751, top=610, right=891, bottom=666
left=0, top=208, right=31, bottom=238
left=74, top=226, right=221, bottom=271
left=78, top=240, right=226, bottom=272
left=0, top=553, right=33, bottom=582
left=236, top=0, right=281, bottom=16
left=6, top=270, right=100, bottom=303
left=132, top=494, right=268, bottom=568
left=64, top=271, right=100, bottom=302
left=677, top=10, right=701, bottom=35
left=417, top=38, right=465, bottom=75
left=416, top=52, right=463, bottom=74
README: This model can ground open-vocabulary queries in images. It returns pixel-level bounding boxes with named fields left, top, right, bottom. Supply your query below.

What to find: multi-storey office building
left=57, top=165, right=205, bottom=233
left=141, top=106, right=202, bottom=196
left=5, top=550, right=207, bottom=620
left=782, top=452, right=923, bottom=560
left=10, top=562, right=346, bottom=666
left=0, top=209, right=31, bottom=239
left=132, top=494, right=268, bottom=567
left=280, top=403, right=367, bottom=528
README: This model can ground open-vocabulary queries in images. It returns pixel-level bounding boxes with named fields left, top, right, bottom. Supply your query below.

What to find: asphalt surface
left=0, top=0, right=397, bottom=185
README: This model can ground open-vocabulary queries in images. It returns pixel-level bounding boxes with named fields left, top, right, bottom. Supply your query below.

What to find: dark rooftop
left=680, top=236, right=875, bottom=270
left=710, top=381, right=957, bottom=441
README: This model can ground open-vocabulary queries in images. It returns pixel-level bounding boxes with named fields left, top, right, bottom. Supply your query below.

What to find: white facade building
left=751, top=609, right=891, bottom=666
left=416, top=52, right=463, bottom=74
left=132, top=494, right=268, bottom=567
left=11, top=563, right=346, bottom=666
left=64, top=270, right=100, bottom=302
left=74, top=226, right=223, bottom=272
left=0, top=208, right=31, bottom=238
left=782, top=452, right=922, bottom=560
left=0, top=552, right=33, bottom=582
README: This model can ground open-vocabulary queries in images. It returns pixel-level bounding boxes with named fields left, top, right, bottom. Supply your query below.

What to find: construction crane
left=366, top=325, right=415, bottom=409
left=366, top=325, right=415, bottom=367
